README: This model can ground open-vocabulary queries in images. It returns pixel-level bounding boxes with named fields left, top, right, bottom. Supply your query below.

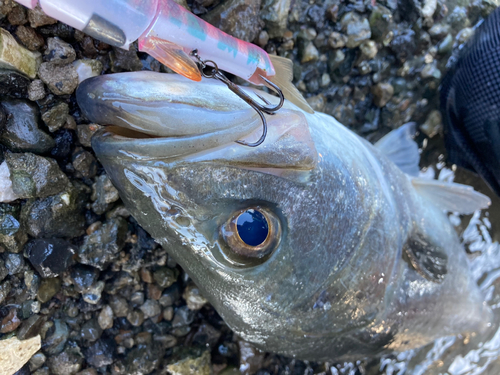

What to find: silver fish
left=77, top=72, right=492, bottom=361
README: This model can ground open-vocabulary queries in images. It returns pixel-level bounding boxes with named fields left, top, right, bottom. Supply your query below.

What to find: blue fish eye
left=236, top=209, right=269, bottom=246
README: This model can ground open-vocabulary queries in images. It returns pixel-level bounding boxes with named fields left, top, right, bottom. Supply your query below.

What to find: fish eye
left=221, top=206, right=281, bottom=260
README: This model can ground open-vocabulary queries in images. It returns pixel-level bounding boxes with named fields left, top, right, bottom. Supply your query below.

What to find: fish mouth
left=77, top=72, right=318, bottom=169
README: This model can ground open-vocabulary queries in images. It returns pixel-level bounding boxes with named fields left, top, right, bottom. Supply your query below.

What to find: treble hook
left=191, top=50, right=284, bottom=147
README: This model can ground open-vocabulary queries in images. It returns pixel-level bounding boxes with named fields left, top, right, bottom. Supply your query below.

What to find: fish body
left=440, top=7, right=500, bottom=196
left=78, top=72, right=491, bottom=361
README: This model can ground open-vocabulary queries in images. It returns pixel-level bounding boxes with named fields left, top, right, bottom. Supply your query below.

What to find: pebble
left=45, top=37, right=76, bottom=65
left=82, top=280, right=105, bottom=304
left=327, top=31, right=347, bottom=49
left=306, top=94, right=326, bottom=112
left=125, top=345, right=159, bottom=374
left=159, top=283, right=180, bottom=307
left=438, top=33, right=454, bottom=54
left=167, top=351, right=212, bottom=375
left=3, top=252, right=24, bottom=274
left=28, top=80, right=46, bottom=101
left=78, top=217, right=128, bottom=270
left=0, top=69, right=30, bottom=98
left=17, top=314, right=46, bottom=340
left=29, top=352, right=47, bottom=372
left=201, top=0, right=262, bottom=42
left=127, top=309, right=145, bottom=327
left=140, top=299, right=161, bottom=318
left=15, top=26, right=45, bottom=51
left=369, top=5, right=393, bottom=42
left=26, top=238, right=76, bottom=278
left=0, top=308, right=21, bottom=333
left=261, top=0, right=292, bottom=38
left=84, top=338, right=115, bottom=368
left=7, top=5, right=26, bottom=25
left=420, top=109, right=442, bottom=138
left=109, top=295, right=129, bottom=318
left=41, top=102, right=69, bottom=132
left=76, top=124, right=102, bottom=148
left=46, top=345, right=84, bottom=375
left=300, top=42, right=319, bottom=64
left=147, top=283, right=162, bottom=300
left=98, top=305, right=114, bottom=330
left=154, top=267, right=179, bottom=288
left=38, top=62, right=79, bottom=96
left=72, top=60, right=103, bottom=83
left=192, top=323, right=221, bottom=348
left=0, top=28, right=41, bottom=78
left=43, top=319, right=69, bottom=355
left=27, top=5, right=57, bottom=28
left=359, top=40, right=378, bottom=60
left=183, top=283, right=208, bottom=310
left=109, top=46, right=143, bottom=73
left=131, top=291, right=145, bottom=305
left=5, top=152, right=70, bottom=199
left=340, top=12, right=371, bottom=48
left=163, top=306, right=174, bottom=321
left=50, top=129, right=75, bottom=159
left=80, top=318, right=102, bottom=342
left=371, top=82, right=394, bottom=108
left=72, top=150, right=98, bottom=179
left=238, top=340, right=265, bottom=375
left=37, top=277, right=61, bottom=303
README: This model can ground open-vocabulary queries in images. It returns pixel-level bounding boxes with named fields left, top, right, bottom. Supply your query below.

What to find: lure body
left=14, top=0, right=275, bottom=84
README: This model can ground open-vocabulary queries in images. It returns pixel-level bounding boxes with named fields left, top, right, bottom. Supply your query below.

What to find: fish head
left=77, top=72, right=395, bottom=357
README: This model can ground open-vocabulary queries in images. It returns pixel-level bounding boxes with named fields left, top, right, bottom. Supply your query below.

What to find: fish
left=77, top=71, right=492, bottom=361
left=440, top=7, right=500, bottom=196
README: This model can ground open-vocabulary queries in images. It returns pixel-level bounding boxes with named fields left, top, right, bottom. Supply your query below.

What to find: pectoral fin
left=403, top=229, right=448, bottom=283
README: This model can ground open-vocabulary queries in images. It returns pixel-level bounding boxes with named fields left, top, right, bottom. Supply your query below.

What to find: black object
left=440, top=7, right=500, bottom=195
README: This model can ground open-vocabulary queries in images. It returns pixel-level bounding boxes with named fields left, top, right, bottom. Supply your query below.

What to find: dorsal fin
left=268, top=55, right=314, bottom=114
left=412, top=178, right=491, bottom=214
left=403, top=228, right=448, bottom=283
left=374, top=123, right=420, bottom=176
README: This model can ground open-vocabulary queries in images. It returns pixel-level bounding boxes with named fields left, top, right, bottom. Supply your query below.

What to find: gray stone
left=84, top=338, right=115, bottom=368
left=28, top=80, right=46, bottom=101
left=76, top=124, right=103, bottom=148
left=340, top=12, right=371, bottom=48
left=261, top=0, right=291, bottom=38
left=73, top=60, right=103, bottom=83
left=43, top=319, right=68, bottom=355
left=300, top=42, right=319, bottom=64
left=41, top=102, right=69, bottom=132
left=45, top=37, right=76, bottom=66
left=38, top=62, right=79, bottom=96
left=82, top=281, right=105, bottom=305
left=98, top=305, right=113, bottom=330
left=80, top=318, right=102, bottom=342
left=140, top=299, right=161, bottom=318
left=0, top=100, right=55, bottom=154
left=72, top=150, right=98, bottom=179
left=108, top=295, right=129, bottom=318
left=2, top=252, right=24, bottom=275
left=167, top=351, right=212, bottom=375
left=21, top=185, right=87, bottom=238
left=46, top=346, right=84, bottom=375
left=0, top=203, right=27, bottom=254
left=0, top=280, right=11, bottom=304
left=91, top=174, right=120, bottom=215
left=78, top=217, right=128, bottom=270
left=25, top=238, right=76, bottom=278
left=5, top=153, right=69, bottom=199
left=125, top=345, right=159, bottom=374
left=371, top=82, right=394, bottom=108
left=182, top=283, right=208, bottom=311
left=154, top=267, right=179, bottom=288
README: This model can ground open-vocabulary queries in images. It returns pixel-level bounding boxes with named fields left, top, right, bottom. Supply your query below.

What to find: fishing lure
left=15, top=0, right=313, bottom=145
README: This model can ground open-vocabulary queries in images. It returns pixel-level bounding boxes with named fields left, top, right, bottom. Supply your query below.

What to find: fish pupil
left=236, top=209, right=269, bottom=246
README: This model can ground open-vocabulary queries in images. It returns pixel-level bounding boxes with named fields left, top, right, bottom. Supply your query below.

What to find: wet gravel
left=0, top=0, right=499, bottom=374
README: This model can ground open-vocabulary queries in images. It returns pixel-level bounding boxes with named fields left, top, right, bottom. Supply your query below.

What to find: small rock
left=192, top=323, right=221, bottom=348
left=38, top=62, right=79, bottom=96
left=371, top=82, right=394, bottom=108
left=140, top=299, right=161, bottom=318
left=37, top=277, right=61, bottom=303
left=72, top=59, right=103, bottom=83
left=131, top=291, right=145, bottom=305
left=256, top=30, right=269, bottom=47
left=84, top=338, right=115, bottom=368
left=98, top=305, right=114, bottom=330
left=29, top=352, right=46, bottom=372
left=21, top=185, right=87, bottom=238
left=147, top=283, right=163, bottom=300
left=172, top=306, right=195, bottom=329
left=69, top=264, right=99, bottom=292
left=5, top=153, right=70, bottom=199
left=43, top=319, right=68, bottom=355
left=17, top=314, right=46, bottom=340
left=25, top=239, right=76, bottom=278
left=28, top=5, right=57, bottom=28
left=369, top=5, right=393, bottom=42
left=72, top=150, right=97, bottom=179
left=0, top=100, right=55, bottom=154
left=420, top=110, right=442, bottom=138
left=261, top=0, right=291, bottom=38
left=109, top=295, right=129, bottom=317
left=306, top=94, right=326, bottom=112
left=91, top=174, right=120, bottom=214
left=28, top=80, right=46, bottom=101
left=438, top=33, right=453, bottom=54
left=0, top=205, right=27, bottom=254
left=0, top=28, right=41, bottom=78
left=7, top=5, right=27, bottom=25
left=41, top=102, right=69, bottom=132
left=126, top=309, right=145, bottom=327
left=45, top=37, right=76, bottom=65
left=300, top=42, right=319, bottom=64
left=140, top=268, right=154, bottom=283
left=46, top=345, right=84, bottom=375
left=0, top=69, right=30, bottom=98
left=82, top=280, right=105, bottom=305
left=201, top=0, right=262, bottom=42
left=327, top=31, right=347, bottom=49
left=428, top=23, right=451, bottom=40
left=420, top=63, right=441, bottom=79
left=359, top=40, right=378, bottom=60
left=50, top=129, right=75, bottom=159
left=154, top=267, right=179, bottom=289
left=182, top=283, right=208, bottom=311
left=3, top=252, right=24, bottom=274
left=159, top=283, right=180, bottom=307
left=109, top=46, right=143, bottom=73
left=340, top=12, right=371, bottom=48
left=15, top=26, right=45, bottom=51
left=167, top=351, right=212, bottom=375
left=154, top=334, right=177, bottom=349
left=78, top=217, right=128, bottom=270
left=76, top=124, right=103, bottom=148
left=80, top=319, right=102, bottom=342
left=0, top=307, right=21, bottom=333
left=125, top=345, right=159, bottom=374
